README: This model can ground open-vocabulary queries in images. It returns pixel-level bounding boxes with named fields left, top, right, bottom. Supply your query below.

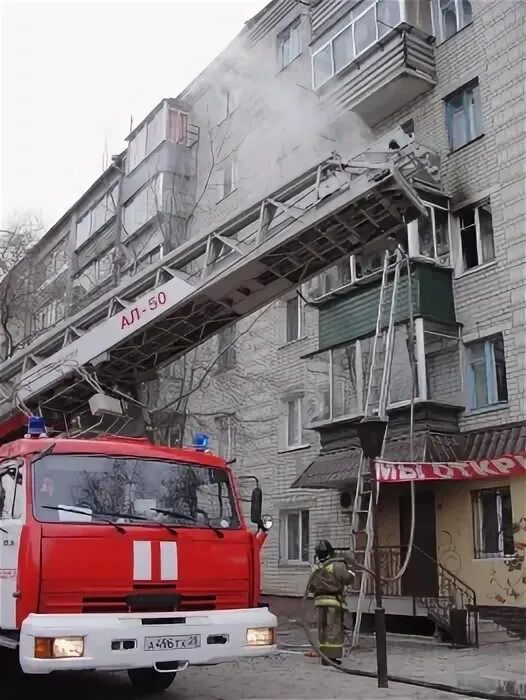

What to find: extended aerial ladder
left=347, top=246, right=412, bottom=647
left=0, top=128, right=440, bottom=433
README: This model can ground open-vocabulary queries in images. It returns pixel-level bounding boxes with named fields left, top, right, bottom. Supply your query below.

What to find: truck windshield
left=33, top=454, right=240, bottom=529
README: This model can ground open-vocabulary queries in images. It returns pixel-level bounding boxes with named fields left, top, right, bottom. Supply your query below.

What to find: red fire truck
left=0, top=417, right=276, bottom=693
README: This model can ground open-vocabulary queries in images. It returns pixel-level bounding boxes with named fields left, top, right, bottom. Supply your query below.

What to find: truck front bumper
left=19, top=607, right=277, bottom=674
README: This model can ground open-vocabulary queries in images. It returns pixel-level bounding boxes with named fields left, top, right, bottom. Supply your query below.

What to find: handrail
left=341, top=544, right=479, bottom=647
left=411, top=545, right=477, bottom=604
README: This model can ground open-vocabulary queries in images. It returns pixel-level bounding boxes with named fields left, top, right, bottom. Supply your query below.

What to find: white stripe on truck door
left=133, top=540, right=152, bottom=580
left=160, top=541, right=178, bottom=581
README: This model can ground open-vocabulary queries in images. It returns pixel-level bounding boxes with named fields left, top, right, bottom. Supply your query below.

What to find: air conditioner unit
left=340, top=489, right=355, bottom=510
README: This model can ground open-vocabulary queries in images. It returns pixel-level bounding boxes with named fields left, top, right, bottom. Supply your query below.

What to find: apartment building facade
left=0, top=0, right=524, bottom=636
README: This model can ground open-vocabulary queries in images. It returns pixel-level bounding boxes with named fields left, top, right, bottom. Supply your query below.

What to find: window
left=473, top=487, right=514, bottom=558
left=76, top=248, right=114, bottom=294
left=433, top=0, right=473, bottom=43
left=277, top=18, right=302, bottom=70
left=32, top=299, right=65, bottom=333
left=445, top=81, right=483, bottom=151
left=216, top=158, right=238, bottom=202
left=312, top=0, right=401, bottom=88
left=282, top=509, right=310, bottom=563
left=458, top=201, right=494, bottom=271
left=286, top=398, right=302, bottom=447
left=409, top=202, right=450, bottom=264
left=306, top=324, right=418, bottom=425
left=127, top=106, right=188, bottom=173
left=76, top=186, right=118, bottom=248
left=285, top=294, right=302, bottom=342
left=45, top=243, right=68, bottom=278
left=215, top=415, right=236, bottom=461
left=465, top=335, right=508, bottom=410
left=122, top=180, right=161, bottom=237
left=218, top=87, right=240, bottom=122
left=167, top=108, right=188, bottom=145
left=33, top=455, right=240, bottom=528
left=217, top=324, right=237, bottom=370
left=0, top=461, right=23, bottom=520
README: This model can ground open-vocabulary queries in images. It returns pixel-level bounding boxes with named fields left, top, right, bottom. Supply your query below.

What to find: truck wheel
left=128, top=668, right=176, bottom=695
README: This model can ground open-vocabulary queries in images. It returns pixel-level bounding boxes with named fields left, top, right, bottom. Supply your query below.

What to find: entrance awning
left=292, top=422, right=526, bottom=490
left=377, top=422, right=526, bottom=482
left=292, top=431, right=456, bottom=489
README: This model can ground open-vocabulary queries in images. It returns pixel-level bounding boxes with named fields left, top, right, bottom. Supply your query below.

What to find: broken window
left=472, top=487, right=514, bottom=558
left=465, top=334, right=508, bottom=410
left=414, top=204, right=450, bottom=263
left=458, top=200, right=495, bottom=271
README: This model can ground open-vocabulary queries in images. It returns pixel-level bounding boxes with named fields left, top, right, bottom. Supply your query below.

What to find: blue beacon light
left=27, top=415, right=47, bottom=438
left=193, top=433, right=209, bottom=451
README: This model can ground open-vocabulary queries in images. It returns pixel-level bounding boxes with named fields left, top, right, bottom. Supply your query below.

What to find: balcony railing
left=349, top=545, right=478, bottom=647
left=311, top=0, right=436, bottom=125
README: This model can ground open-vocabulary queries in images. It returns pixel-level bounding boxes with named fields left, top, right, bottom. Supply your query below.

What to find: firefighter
left=308, top=539, right=355, bottom=666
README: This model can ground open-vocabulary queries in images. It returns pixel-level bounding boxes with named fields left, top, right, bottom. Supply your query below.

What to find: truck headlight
left=246, top=627, right=275, bottom=646
left=34, top=636, right=85, bottom=659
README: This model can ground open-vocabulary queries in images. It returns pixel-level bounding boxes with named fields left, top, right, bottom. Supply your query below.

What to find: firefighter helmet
left=315, top=539, right=335, bottom=562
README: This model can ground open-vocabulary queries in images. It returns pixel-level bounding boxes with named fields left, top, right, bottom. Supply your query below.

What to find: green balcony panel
left=318, top=262, right=455, bottom=351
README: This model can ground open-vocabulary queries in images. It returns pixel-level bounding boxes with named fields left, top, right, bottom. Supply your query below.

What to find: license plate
left=144, top=634, right=201, bottom=651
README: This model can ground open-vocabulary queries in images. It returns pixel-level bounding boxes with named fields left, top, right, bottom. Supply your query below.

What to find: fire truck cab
left=0, top=419, right=276, bottom=693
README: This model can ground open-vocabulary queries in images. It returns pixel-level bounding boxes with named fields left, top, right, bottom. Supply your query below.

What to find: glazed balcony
left=304, top=259, right=464, bottom=431
left=312, top=0, right=436, bottom=125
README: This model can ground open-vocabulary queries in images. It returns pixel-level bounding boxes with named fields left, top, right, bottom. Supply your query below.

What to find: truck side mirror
left=250, top=487, right=262, bottom=525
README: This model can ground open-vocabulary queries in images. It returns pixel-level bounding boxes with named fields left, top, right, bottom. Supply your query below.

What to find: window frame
left=75, top=186, right=118, bottom=249
left=217, top=324, right=237, bottom=371
left=456, top=200, right=495, bottom=273
left=307, top=323, right=423, bottom=427
left=281, top=508, right=310, bottom=564
left=311, top=0, right=402, bottom=89
left=285, top=397, right=303, bottom=448
left=32, top=298, right=65, bottom=333
left=432, top=0, right=473, bottom=44
left=0, top=460, right=24, bottom=521
left=122, top=177, right=162, bottom=237
left=215, top=415, right=236, bottom=461
left=407, top=200, right=451, bottom=265
left=472, top=487, right=514, bottom=559
left=277, top=17, right=303, bottom=71
left=75, top=247, right=114, bottom=294
left=445, top=80, right=483, bottom=152
left=465, top=334, right=508, bottom=411
left=285, top=294, right=303, bottom=343
left=216, top=158, right=238, bottom=203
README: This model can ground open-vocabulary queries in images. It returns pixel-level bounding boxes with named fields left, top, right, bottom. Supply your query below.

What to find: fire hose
left=295, top=564, right=519, bottom=700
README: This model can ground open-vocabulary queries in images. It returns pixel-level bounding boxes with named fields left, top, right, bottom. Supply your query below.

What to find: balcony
left=304, top=260, right=464, bottom=432
left=312, top=0, right=436, bottom=126
left=121, top=99, right=198, bottom=204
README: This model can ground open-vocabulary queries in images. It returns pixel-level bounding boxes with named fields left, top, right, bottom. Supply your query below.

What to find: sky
left=0, top=0, right=268, bottom=229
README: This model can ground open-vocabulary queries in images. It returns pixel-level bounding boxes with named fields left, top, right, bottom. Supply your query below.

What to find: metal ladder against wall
left=349, top=247, right=404, bottom=649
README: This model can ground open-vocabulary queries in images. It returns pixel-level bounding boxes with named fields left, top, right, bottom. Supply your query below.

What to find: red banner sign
left=375, top=453, right=526, bottom=482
